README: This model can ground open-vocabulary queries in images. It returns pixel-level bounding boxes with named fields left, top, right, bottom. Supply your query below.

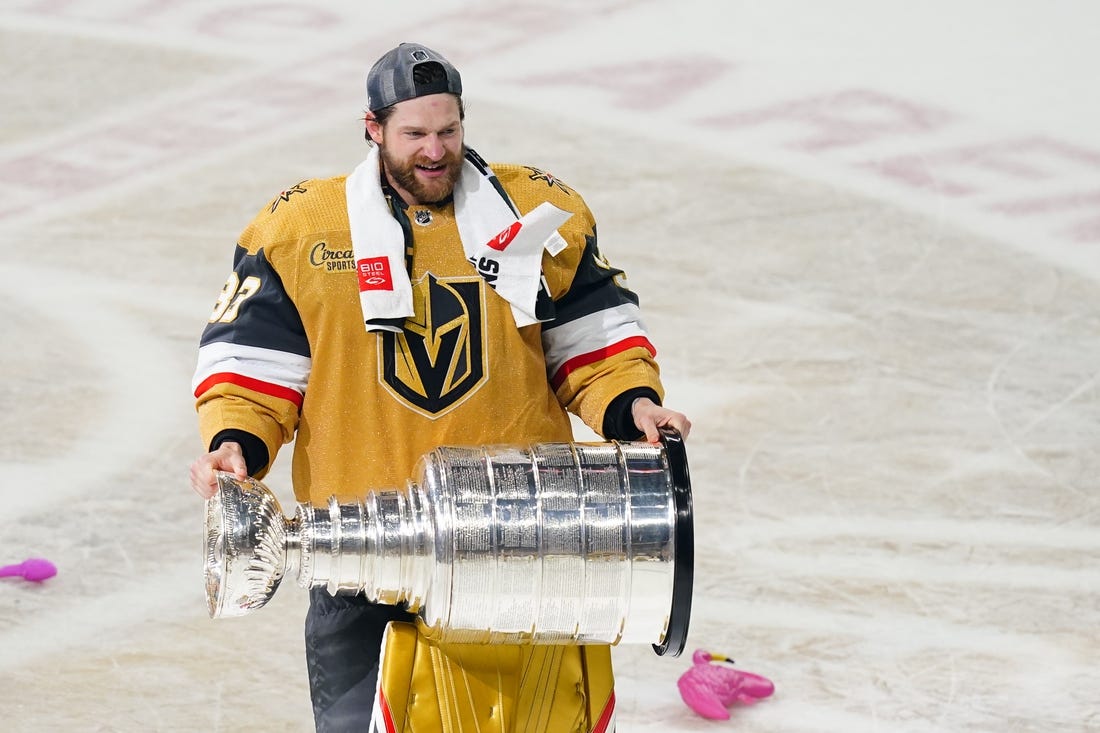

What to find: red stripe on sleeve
left=550, top=336, right=656, bottom=390
left=193, top=372, right=303, bottom=408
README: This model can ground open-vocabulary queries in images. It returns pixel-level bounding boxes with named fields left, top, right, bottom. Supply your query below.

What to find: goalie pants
left=304, top=588, right=416, bottom=733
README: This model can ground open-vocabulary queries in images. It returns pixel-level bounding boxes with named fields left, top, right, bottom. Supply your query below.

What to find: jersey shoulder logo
left=269, top=181, right=308, bottom=212
left=380, top=273, right=486, bottom=417
left=524, top=166, right=572, bottom=194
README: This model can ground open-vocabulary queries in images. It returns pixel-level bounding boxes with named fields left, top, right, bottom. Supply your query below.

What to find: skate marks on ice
left=593, top=152, right=1100, bottom=732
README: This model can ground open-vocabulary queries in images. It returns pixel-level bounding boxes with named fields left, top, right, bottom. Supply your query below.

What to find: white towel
left=346, top=146, right=570, bottom=332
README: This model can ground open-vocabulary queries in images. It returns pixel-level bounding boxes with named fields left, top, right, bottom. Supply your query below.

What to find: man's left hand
left=632, top=397, right=692, bottom=442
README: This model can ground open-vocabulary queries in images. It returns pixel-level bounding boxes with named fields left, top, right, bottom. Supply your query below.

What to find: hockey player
left=189, top=42, right=691, bottom=733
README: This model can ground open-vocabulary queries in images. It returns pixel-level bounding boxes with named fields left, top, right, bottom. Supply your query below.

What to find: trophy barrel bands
left=415, top=434, right=693, bottom=651
left=561, top=441, right=630, bottom=644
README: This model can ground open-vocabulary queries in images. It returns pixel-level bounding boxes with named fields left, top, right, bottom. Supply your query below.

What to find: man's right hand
left=189, top=441, right=247, bottom=499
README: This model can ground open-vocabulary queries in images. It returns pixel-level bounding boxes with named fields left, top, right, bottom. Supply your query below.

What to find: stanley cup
left=203, top=430, right=693, bottom=656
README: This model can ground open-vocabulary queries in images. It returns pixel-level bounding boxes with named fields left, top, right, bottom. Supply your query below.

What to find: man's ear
left=364, top=112, right=383, bottom=145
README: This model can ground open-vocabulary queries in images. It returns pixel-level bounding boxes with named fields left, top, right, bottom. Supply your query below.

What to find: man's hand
left=632, top=397, right=692, bottom=443
left=189, top=441, right=247, bottom=499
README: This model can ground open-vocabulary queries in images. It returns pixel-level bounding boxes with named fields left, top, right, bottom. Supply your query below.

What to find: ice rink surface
left=2, top=1, right=1098, bottom=730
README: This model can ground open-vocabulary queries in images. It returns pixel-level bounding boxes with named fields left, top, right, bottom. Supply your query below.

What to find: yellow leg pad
left=374, top=621, right=616, bottom=733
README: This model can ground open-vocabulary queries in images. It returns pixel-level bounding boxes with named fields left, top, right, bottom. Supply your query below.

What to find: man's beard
left=381, top=145, right=463, bottom=204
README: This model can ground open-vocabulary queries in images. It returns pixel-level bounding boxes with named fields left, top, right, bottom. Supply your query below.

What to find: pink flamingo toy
left=0, top=557, right=57, bottom=582
left=678, top=649, right=774, bottom=720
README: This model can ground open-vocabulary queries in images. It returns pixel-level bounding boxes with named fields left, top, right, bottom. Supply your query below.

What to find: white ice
left=1, top=1, right=1098, bottom=731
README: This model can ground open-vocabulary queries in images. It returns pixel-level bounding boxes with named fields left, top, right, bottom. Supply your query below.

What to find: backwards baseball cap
left=366, top=43, right=462, bottom=112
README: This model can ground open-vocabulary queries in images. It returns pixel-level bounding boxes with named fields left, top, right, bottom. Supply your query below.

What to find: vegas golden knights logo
left=381, top=273, right=486, bottom=416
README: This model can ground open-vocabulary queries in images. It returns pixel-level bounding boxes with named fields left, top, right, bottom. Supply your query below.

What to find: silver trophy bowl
left=203, top=430, right=693, bottom=656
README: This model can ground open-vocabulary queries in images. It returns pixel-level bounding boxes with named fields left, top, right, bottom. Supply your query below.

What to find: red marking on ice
left=866, top=137, right=1100, bottom=197
left=697, top=89, right=954, bottom=151
left=511, top=57, right=735, bottom=109
left=989, top=190, right=1100, bottom=243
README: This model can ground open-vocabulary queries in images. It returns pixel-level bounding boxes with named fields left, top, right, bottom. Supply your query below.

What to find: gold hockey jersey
left=193, top=154, right=664, bottom=505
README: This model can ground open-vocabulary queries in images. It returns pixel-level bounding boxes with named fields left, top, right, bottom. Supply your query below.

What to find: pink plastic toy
left=0, top=558, right=57, bottom=582
left=678, top=649, right=774, bottom=720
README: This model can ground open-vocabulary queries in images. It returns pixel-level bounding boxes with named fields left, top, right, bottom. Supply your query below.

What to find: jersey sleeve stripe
left=549, top=335, right=656, bottom=390
left=192, top=341, right=311, bottom=404
left=543, top=302, right=654, bottom=385
left=193, top=372, right=305, bottom=408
